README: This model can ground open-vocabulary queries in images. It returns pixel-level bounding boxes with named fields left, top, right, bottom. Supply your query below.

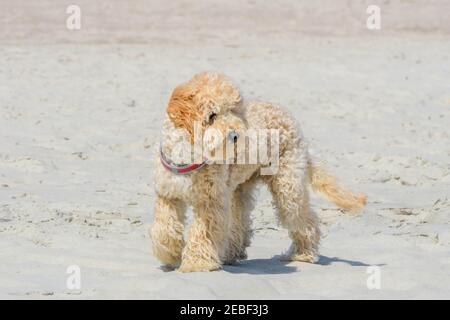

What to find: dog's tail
left=308, top=160, right=367, bottom=213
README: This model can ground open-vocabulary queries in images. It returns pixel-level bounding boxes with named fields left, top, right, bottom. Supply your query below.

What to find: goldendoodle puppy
left=151, top=72, right=366, bottom=272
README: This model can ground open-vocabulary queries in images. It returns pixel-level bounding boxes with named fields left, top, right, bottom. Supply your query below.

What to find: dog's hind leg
left=223, top=178, right=257, bottom=264
left=263, top=148, right=321, bottom=263
left=150, top=196, right=186, bottom=268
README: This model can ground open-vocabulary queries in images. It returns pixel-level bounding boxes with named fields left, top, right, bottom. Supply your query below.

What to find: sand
left=0, top=1, right=449, bottom=299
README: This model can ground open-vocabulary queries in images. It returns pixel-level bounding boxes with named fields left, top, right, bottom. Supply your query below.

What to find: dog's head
left=167, top=72, right=246, bottom=162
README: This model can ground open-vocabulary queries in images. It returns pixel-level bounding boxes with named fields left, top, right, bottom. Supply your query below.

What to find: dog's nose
left=228, top=131, right=240, bottom=143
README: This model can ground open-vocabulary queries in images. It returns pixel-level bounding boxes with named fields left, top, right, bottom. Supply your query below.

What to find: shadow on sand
left=158, top=255, right=385, bottom=274
left=222, top=255, right=385, bottom=275
left=223, top=256, right=297, bottom=275
left=316, top=255, right=385, bottom=267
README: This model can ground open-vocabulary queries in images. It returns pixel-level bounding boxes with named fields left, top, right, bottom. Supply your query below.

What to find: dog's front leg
left=178, top=166, right=230, bottom=272
left=150, top=196, right=186, bottom=268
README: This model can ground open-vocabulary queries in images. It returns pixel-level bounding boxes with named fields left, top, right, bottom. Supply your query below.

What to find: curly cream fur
left=150, top=72, right=366, bottom=272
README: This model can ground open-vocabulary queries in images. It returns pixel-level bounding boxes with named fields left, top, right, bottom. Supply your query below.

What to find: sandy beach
left=0, top=1, right=449, bottom=299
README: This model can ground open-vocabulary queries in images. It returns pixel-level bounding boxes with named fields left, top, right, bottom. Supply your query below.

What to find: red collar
left=160, top=146, right=208, bottom=175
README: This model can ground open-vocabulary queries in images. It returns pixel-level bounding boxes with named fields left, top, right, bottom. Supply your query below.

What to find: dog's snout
left=228, top=131, right=240, bottom=143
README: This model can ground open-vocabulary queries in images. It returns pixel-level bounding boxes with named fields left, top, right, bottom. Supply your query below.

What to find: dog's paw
left=238, top=250, right=248, bottom=260
left=280, top=252, right=317, bottom=263
left=152, top=248, right=182, bottom=268
left=177, top=260, right=221, bottom=273
left=222, top=250, right=248, bottom=265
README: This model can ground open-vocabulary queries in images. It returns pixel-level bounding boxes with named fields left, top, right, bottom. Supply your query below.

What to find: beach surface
left=0, top=0, right=449, bottom=299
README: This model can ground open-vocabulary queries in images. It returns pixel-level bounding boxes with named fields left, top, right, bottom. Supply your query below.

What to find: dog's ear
left=167, top=84, right=201, bottom=143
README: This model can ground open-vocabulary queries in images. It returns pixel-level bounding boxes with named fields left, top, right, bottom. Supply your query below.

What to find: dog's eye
left=207, top=113, right=217, bottom=125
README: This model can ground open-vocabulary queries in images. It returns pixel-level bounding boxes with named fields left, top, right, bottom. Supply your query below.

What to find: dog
left=150, top=72, right=366, bottom=272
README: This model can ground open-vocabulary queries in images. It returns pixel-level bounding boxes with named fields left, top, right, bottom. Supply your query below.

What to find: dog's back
left=246, top=101, right=366, bottom=212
